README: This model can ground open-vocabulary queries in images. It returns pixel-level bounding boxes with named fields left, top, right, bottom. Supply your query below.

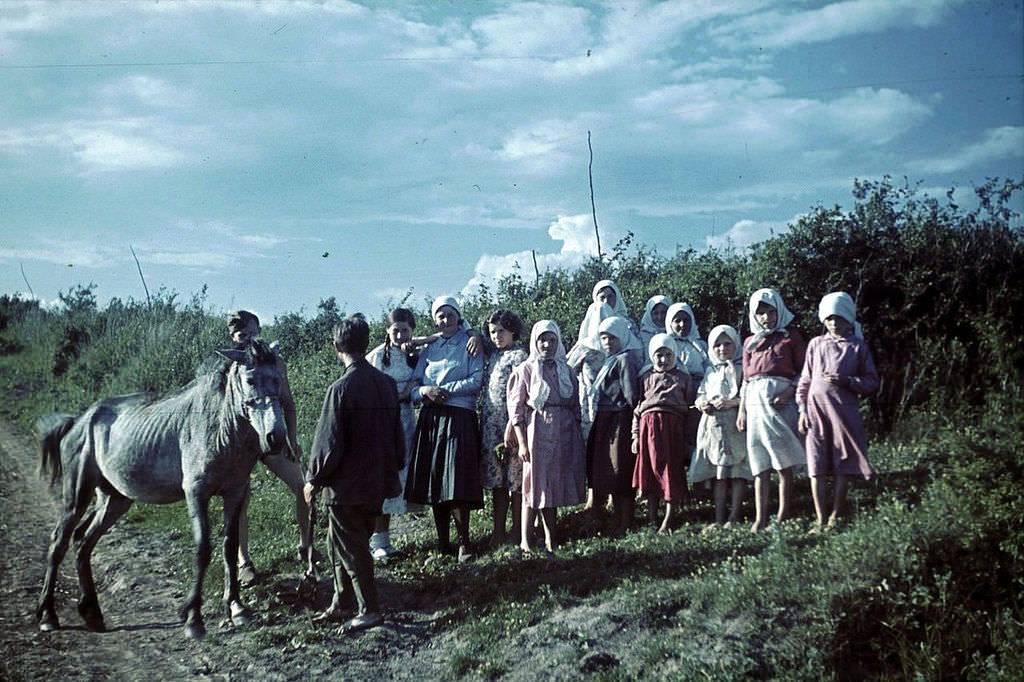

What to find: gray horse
left=35, top=339, right=287, bottom=640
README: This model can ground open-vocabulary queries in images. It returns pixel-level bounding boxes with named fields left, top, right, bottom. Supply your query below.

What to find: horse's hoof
left=184, top=622, right=206, bottom=640
left=229, top=601, right=254, bottom=627
left=83, top=617, right=107, bottom=632
left=38, top=616, right=60, bottom=632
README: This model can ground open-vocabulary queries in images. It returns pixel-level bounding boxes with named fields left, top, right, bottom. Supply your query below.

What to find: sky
left=1, top=0, right=1022, bottom=323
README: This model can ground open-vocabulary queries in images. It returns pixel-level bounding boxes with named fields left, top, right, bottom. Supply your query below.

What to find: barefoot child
left=797, top=292, right=879, bottom=528
left=690, top=325, right=752, bottom=528
left=507, top=321, right=586, bottom=553
left=631, top=333, right=694, bottom=534
left=736, top=289, right=806, bottom=532
left=586, top=316, right=640, bottom=536
left=480, top=310, right=528, bottom=547
left=664, top=302, right=710, bottom=504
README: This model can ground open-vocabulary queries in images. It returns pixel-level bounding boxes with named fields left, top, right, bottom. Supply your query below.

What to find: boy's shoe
left=338, top=611, right=383, bottom=635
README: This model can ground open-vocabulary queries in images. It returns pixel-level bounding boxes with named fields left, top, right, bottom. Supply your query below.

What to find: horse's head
left=216, top=340, right=288, bottom=457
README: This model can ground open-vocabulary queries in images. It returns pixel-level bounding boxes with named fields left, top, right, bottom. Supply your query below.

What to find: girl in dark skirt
left=405, top=296, right=484, bottom=562
left=586, top=316, right=640, bottom=536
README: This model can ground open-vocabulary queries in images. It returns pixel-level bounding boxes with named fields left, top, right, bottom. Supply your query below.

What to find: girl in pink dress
left=797, top=292, right=879, bottom=528
left=507, top=320, right=586, bottom=553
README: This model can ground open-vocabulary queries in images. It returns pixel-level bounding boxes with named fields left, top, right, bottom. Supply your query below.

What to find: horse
left=35, top=339, right=287, bottom=640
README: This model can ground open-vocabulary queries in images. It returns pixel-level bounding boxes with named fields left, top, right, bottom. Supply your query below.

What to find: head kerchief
left=745, top=288, right=795, bottom=351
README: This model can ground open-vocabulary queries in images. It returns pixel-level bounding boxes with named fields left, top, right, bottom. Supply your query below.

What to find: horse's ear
left=215, top=348, right=247, bottom=364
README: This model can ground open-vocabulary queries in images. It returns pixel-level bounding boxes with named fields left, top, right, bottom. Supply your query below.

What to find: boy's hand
left=798, top=412, right=809, bottom=434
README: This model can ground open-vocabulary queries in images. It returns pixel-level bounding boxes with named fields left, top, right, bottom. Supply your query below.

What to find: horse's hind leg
left=37, top=484, right=95, bottom=632
left=74, top=490, right=133, bottom=631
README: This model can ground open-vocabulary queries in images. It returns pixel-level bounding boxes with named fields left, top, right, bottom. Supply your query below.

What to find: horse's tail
left=36, top=413, right=76, bottom=488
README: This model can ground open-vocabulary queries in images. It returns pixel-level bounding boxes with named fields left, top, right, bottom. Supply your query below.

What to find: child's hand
left=466, top=331, right=483, bottom=356
left=798, top=412, right=809, bottom=434
left=771, top=386, right=795, bottom=408
left=824, top=373, right=850, bottom=388
left=631, top=437, right=639, bottom=454
left=518, top=443, right=531, bottom=462
left=422, top=386, right=449, bottom=404
left=711, top=396, right=729, bottom=411
left=736, top=411, right=746, bottom=432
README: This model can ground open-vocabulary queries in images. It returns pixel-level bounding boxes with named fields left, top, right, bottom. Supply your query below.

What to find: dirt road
left=0, top=419, right=447, bottom=681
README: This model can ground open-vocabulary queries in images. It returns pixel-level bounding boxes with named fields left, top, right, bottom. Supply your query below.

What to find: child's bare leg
left=810, top=475, right=828, bottom=526
left=659, top=502, right=674, bottom=534
left=830, top=475, right=850, bottom=524
left=509, top=491, right=523, bottom=545
left=492, top=487, right=510, bottom=545
left=584, top=487, right=595, bottom=510
left=521, top=505, right=537, bottom=551
left=264, top=453, right=314, bottom=552
left=777, top=467, right=795, bottom=523
left=540, top=508, right=557, bottom=551
left=645, top=492, right=659, bottom=527
left=751, top=472, right=770, bottom=532
left=713, top=479, right=727, bottom=525
left=727, top=479, right=746, bottom=524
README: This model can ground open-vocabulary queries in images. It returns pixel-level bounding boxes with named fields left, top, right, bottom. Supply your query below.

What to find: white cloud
left=908, top=126, right=1024, bottom=174
left=471, top=3, right=589, bottom=58
left=0, top=119, right=197, bottom=172
left=712, top=0, right=957, bottom=50
left=705, top=216, right=794, bottom=250
left=462, top=213, right=607, bottom=297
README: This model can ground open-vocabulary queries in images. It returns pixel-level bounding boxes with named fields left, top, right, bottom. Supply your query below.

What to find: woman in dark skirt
left=405, top=296, right=484, bottom=561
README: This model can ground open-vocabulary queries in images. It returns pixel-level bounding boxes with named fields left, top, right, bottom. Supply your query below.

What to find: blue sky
left=2, top=0, right=1022, bottom=322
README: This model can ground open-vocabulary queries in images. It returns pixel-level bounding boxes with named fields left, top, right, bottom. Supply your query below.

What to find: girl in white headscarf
left=796, top=292, right=878, bottom=529
left=630, top=333, right=694, bottom=534
left=405, top=296, right=485, bottom=561
left=736, top=288, right=806, bottom=532
left=690, top=325, right=753, bottom=529
left=506, top=321, right=586, bottom=553
left=586, top=315, right=641, bottom=536
left=639, top=295, right=672, bottom=352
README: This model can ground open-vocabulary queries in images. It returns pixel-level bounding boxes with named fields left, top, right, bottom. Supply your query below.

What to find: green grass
left=2, top=293, right=1021, bottom=679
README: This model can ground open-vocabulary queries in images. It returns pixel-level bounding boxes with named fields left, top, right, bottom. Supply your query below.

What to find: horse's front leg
left=222, top=483, right=254, bottom=627
left=181, top=490, right=212, bottom=640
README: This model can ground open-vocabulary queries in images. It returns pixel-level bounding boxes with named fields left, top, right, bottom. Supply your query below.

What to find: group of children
left=367, top=282, right=879, bottom=559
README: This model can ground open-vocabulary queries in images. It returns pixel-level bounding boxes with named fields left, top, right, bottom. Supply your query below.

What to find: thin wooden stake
left=588, top=130, right=602, bottom=260
left=19, top=263, right=34, bottom=298
left=130, top=245, right=151, bottom=307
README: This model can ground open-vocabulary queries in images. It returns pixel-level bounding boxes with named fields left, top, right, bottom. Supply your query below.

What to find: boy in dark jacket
left=304, top=314, right=404, bottom=633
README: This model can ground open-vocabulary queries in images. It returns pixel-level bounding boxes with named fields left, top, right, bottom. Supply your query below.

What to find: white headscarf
left=705, top=324, right=742, bottom=400
left=745, top=288, right=795, bottom=352
left=664, top=302, right=701, bottom=342
left=525, top=320, right=573, bottom=411
left=591, top=316, right=631, bottom=396
left=430, top=295, right=462, bottom=320
left=640, top=295, right=672, bottom=342
left=572, top=301, right=614, bottom=353
left=818, top=291, right=863, bottom=338
left=591, top=279, right=630, bottom=318
left=638, top=327, right=679, bottom=372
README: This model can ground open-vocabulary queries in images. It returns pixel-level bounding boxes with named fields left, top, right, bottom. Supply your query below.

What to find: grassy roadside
left=1, top=297, right=1021, bottom=679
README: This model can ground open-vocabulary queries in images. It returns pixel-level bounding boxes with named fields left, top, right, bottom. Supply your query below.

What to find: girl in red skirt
left=632, top=333, right=695, bottom=534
